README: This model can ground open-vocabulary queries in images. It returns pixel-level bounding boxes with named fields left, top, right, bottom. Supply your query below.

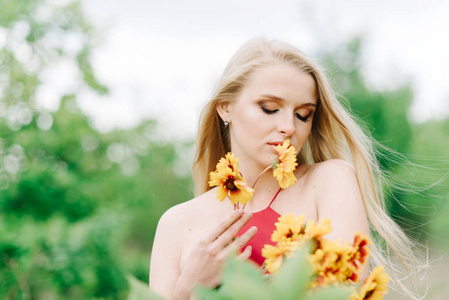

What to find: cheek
left=233, top=107, right=267, bottom=131
left=296, top=123, right=313, bottom=143
left=235, top=106, right=261, bottom=123
left=231, top=108, right=271, bottom=147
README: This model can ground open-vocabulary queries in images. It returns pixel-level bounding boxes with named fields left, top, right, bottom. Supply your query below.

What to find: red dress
left=236, top=188, right=282, bottom=267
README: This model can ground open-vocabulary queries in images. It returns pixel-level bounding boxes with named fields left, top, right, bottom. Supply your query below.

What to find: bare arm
left=149, top=205, right=183, bottom=298
left=149, top=208, right=257, bottom=300
left=315, top=159, right=370, bottom=278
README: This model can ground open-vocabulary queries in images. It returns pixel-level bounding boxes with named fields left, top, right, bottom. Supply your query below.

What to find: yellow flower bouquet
left=261, top=214, right=389, bottom=300
left=191, top=215, right=389, bottom=300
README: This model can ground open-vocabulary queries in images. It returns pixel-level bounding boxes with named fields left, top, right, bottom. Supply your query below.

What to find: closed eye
left=296, top=112, right=312, bottom=122
left=261, top=107, right=279, bottom=115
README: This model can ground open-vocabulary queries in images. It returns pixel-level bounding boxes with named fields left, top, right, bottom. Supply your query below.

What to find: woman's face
left=221, top=63, right=318, bottom=172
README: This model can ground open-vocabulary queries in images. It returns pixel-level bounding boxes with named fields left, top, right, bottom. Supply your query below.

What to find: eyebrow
left=259, top=94, right=317, bottom=108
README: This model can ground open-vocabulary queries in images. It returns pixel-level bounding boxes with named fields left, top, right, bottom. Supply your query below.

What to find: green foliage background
left=0, top=0, right=447, bottom=299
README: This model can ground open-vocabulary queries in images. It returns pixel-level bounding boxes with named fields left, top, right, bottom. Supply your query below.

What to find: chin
left=261, top=153, right=278, bottom=167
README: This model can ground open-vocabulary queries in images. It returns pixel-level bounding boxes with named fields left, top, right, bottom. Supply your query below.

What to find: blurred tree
left=320, top=37, right=412, bottom=157
left=0, top=0, right=193, bottom=298
left=411, top=118, right=449, bottom=249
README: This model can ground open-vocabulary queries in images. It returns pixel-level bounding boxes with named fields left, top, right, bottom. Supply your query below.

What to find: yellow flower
left=351, top=266, right=389, bottom=300
left=208, top=152, right=254, bottom=205
left=304, top=218, right=333, bottom=241
left=215, top=152, right=239, bottom=174
left=262, top=215, right=377, bottom=291
left=309, top=238, right=360, bottom=287
left=261, top=244, right=286, bottom=274
left=262, top=240, right=299, bottom=274
left=350, top=231, right=370, bottom=267
left=271, top=214, right=305, bottom=243
left=272, top=140, right=298, bottom=189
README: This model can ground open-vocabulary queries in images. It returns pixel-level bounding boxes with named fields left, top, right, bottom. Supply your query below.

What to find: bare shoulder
left=150, top=189, right=219, bottom=293
left=151, top=196, right=200, bottom=259
left=300, top=159, right=362, bottom=211
left=156, top=189, right=216, bottom=232
left=300, top=159, right=357, bottom=190
left=306, top=159, right=355, bottom=179
left=158, top=199, right=195, bottom=226
left=303, top=159, right=368, bottom=243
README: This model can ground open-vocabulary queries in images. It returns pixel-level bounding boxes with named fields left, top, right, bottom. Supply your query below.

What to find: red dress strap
left=268, top=188, right=282, bottom=208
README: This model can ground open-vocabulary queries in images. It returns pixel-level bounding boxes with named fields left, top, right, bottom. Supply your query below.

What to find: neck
left=239, top=163, right=280, bottom=199
left=251, top=165, right=272, bottom=189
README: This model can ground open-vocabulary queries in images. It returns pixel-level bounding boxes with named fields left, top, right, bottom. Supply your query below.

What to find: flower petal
left=272, top=140, right=298, bottom=189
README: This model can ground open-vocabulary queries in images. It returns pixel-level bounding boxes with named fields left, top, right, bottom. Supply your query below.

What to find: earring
left=223, top=120, right=229, bottom=127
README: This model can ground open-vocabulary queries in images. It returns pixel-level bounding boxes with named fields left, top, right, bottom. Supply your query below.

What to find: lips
left=268, top=141, right=283, bottom=147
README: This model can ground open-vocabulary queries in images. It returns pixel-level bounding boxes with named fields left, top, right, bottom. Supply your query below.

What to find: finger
left=214, top=213, right=253, bottom=249
left=204, top=210, right=244, bottom=243
left=237, top=246, right=252, bottom=261
left=226, top=225, right=258, bottom=254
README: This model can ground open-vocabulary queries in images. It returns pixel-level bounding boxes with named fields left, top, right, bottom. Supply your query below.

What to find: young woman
left=149, top=37, right=420, bottom=300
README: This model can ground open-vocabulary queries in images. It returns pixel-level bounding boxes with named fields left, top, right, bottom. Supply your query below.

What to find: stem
left=230, top=164, right=274, bottom=211
left=231, top=195, right=241, bottom=210
left=251, top=165, right=273, bottom=189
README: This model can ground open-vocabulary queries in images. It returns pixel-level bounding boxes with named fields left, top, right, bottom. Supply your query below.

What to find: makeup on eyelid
left=258, top=101, right=314, bottom=122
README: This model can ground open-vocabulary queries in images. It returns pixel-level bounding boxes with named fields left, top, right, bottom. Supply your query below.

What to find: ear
left=216, top=101, right=231, bottom=122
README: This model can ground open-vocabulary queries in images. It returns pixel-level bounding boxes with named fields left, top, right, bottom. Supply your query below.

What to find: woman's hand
left=173, top=209, right=257, bottom=299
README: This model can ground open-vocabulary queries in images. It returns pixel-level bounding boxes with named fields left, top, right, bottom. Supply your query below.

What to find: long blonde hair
left=193, top=37, right=424, bottom=298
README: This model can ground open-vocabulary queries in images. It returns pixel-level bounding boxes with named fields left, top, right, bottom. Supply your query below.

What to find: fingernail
left=251, top=226, right=258, bottom=232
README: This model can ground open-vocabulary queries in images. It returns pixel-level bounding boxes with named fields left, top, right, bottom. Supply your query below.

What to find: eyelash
left=261, top=107, right=278, bottom=114
left=261, top=107, right=311, bottom=122
left=296, top=112, right=311, bottom=122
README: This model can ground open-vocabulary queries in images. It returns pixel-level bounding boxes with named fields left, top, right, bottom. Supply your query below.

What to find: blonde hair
left=193, top=37, right=424, bottom=298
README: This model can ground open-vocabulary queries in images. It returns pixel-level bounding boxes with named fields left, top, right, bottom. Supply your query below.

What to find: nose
left=278, top=114, right=296, bottom=137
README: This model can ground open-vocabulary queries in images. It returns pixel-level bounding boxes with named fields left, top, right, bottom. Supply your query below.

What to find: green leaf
left=271, top=244, right=312, bottom=300
left=194, top=286, right=233, bottom=300
left=218, top=255, right=272, bottom=300
left=127, top=275, right=166, bottom=300
left=302, top=286, right=353, bottom=300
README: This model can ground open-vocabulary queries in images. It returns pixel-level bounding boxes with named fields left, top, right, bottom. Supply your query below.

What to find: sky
left=75, top=0, right=449, bottom=139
